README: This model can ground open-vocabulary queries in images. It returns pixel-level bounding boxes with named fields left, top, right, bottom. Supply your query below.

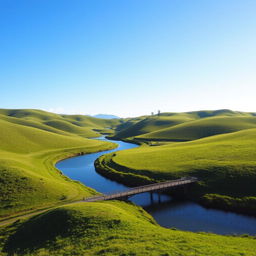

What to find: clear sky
left=1, top=0, right=256, bottom=117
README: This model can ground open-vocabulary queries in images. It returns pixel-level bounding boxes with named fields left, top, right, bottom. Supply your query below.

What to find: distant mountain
left=93, top=114, right=120, bottom=119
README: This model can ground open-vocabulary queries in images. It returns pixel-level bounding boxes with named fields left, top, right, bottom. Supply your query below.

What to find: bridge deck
left=84, top=177, right=198, bottom=202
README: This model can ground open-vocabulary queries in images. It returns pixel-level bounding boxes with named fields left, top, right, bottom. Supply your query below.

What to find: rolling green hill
left=1, top=108, right=256, bottom=216
left=113, top=116, right=148, bottom=133
left=61, top=113, right=121, bottom=129
left=42, top=119, right=98, bottom=137
left=1, top=201, right=255, bottom=255
left=1, top=108, right=256, bottom=255
left=161, top=109, right=255, bottom=118
left=137, top=116, right=256, bottom=141
left=0, top=109, right=119, bottom=218
left=111, top=110, right=256, bottom=141
left=0, top=114, right=71, bottom=136
left=0, top=109, right=121, bottom=137
left=96, top=128, right=256, bottom=214
left=112, top=115, right=193, bottom=139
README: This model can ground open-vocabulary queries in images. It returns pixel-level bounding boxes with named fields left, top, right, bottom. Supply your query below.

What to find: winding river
left=56, top=137, right=256, bottom=235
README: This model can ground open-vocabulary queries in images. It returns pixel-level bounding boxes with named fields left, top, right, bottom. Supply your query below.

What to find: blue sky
left=1, top=0, right=256, bottom=117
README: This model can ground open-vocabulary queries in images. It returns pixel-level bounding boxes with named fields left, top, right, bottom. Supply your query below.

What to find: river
left=56, top=137, right=256, bottom=235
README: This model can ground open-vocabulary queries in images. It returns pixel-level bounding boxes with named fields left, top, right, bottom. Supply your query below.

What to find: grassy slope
left=137, top=116, right=256, bottom=141
left=61, top=113, right=121, bottom=130
left=0, top=109, right=119, bottom=218
left=161, top=109, right=255, bottom=118
left=0, top=109, right=121, bottom=137
left=1, top=202, right=255, bottom=256
left=97, top=129, right=256, bottom=214
left=42, top=119, right=98, bottom=137
left=112, top=110, right=256, bottom=141
left=112, top=115, right=195, bottom=139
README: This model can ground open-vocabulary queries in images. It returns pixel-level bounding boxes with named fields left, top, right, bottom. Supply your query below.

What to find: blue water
left=56, top=137, right=256, bottom=235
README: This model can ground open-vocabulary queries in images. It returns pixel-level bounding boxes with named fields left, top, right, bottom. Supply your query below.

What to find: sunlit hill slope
left=98, top=110, right=256, bottom=214
left=0, top=109, right=120, bottom=218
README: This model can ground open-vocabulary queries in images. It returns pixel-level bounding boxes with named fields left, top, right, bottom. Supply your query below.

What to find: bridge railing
left=104, top=176, right=197, bottom=195
left=84, top=177, right=198, bottom=202
left=103, top=178, right=197, bottom=199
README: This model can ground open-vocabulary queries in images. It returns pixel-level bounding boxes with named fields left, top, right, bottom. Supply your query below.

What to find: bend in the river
left=56, top=136, right=256, bottom=236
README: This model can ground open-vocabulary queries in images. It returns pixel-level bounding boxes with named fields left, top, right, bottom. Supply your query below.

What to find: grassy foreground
left=0, top=109, right=119, bottom=218
left=97, top=128, right=256, bottom=214
left=1, top=201, right=255, bottom=256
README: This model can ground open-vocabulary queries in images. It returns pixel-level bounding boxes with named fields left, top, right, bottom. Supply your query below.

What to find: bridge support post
left=183, top=185, right=188, bottom=195
left=150, top=192, right=153, bottom=202
left=158, top=192, right=161, bottom=203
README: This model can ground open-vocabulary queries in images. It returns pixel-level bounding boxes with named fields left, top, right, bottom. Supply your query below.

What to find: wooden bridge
left=84, top=177, right=198, bottom=202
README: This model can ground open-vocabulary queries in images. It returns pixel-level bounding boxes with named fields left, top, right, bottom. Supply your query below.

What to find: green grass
left=2, top=109, right=256, bottom=215
left=1, top=108, right=256, bottom=255
left=42, top=119, right=98, bottom=137
left=160, top=109, right=255, bottom=118
left=0, top=109, right=121, bottom=137
left=0, top=109, right=119, bottom=218
left=105, top=110, right=256, bottom=214
left=1, top=202, right=255, bottom=256
left=111, top=110, right=256, bottom=141
left=112, top=115, right=193, bottom=139
left=97, top=128, right=256, bottom=214
left=136, top=116, right=256, bottom=141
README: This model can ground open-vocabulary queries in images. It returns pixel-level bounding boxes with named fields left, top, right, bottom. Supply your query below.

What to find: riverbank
left=96, top=155, right=256, bottom=216
left=55, top=136, right=256, bottom=235
left=95, top=133, right=256, bottom=216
